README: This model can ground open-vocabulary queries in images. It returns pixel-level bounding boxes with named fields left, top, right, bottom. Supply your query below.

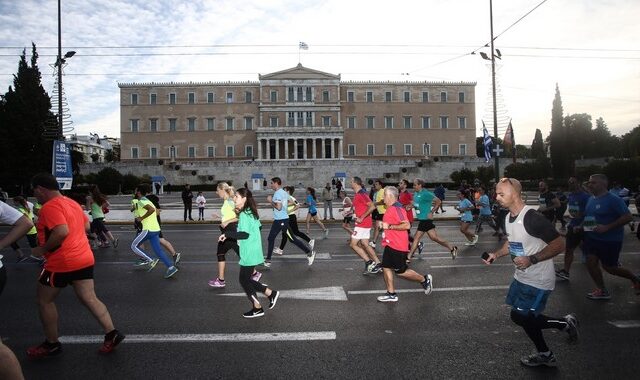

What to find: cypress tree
left=549, top=83, right=566, bottom=178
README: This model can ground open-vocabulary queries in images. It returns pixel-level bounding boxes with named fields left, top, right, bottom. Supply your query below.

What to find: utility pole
left=57, top=0, right=63, bottom=140
left=489, top=0, right=499, bottom=183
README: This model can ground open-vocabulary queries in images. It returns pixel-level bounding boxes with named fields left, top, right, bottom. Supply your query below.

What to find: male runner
left=350, top=177, right=382, bottom=274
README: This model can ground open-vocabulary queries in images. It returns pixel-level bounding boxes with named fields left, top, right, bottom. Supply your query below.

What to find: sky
left=0, top=0, right=638, bottom=146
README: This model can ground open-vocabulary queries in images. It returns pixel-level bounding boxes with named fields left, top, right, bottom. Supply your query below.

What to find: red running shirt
left=382, top=203, right=409, bottom=252
left=353, top=189, right=373, bottom=228
left=398, top=190, right=414, bottom=223
left=37, top=196, right=95, bottom=272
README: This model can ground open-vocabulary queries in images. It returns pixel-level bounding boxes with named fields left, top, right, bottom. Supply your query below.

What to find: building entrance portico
left=257, top=134, right=344, bottom=160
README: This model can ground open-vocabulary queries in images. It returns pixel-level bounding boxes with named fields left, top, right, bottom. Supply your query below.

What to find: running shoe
left=29, top=255, right=45, bottom=262
left=555, top=269, right=570, bottom=281
left=273, top=248, right=284, bottom=255
left=377, top=293, right=398, bottom=302
left=147, top=258, right=160, bottom=272
left=324, top=229, right=329, bottom=239
left=133, top=258, right=150, bottom=267
left=464, top=240, right=475, bottom=246
left=564, top=314, right=579, bottom=343
left=251, top=271, right=262, bottom=282
left=309, top=239, right=315, bottom=250
left=371, top=263, right=383, bottom=274
left=307, top=250, right=316, bottom=266
left=26, top=340, right=63, bottom=359
left=421, top=274, right=433, bottom=295
left=243, top=308, right=265, bottom=318
left=417, top=241, right=424, bottom=255
left=164, top=266, right=179, bottom=279
left=368, top=241, right=376, bottom=248
left=520, top=352, right=557, bottom=367
left=113, top=238, right=119, bottom=248
left=586, top=288, right=611, bottom=300
left=472, top=234, right=479, bottom=245
left=173, top=252, right=182, bottom=266
left=450, top=246, right=458, bottom=260
left=208, top=278, right=226, bottom=288
left=364, top=261, right=374, bottom=274
left=268, top=290, right=280, bottom=309
left=263, top=260, right=271, bottom=268
left=99, top=330, right=125, bottom=353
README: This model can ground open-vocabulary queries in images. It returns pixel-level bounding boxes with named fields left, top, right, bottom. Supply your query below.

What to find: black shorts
left=565, top=228, right=583, bottom=250
left=0, top=266, right=6, bottom=296
left=38, top=265, right=94, bottom=288
left=382, top=246, right=409, bottom=274
left=310, top=211, right=318, bottom=217
left=372, top=210, right=384, bottom=221
left=343, top=216, right=353, bottom=224
left=417, top=220, right=436, bottom=232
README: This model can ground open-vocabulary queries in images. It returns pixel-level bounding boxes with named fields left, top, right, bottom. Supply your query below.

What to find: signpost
left=52, top=140, right=73, bottom=190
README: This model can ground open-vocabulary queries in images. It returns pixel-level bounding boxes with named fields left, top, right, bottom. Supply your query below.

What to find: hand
left=31, top=246, right=46, bottom=257
left=266, top=195, right=272, bottom=203
left=381, top=222, right=389, bottom=230
left=482, top=252, right=496, bottom=265
left=218, top=234, right=227, bottom=242
left=513, top=256, right=532, bottom=270
left=135, top=217, right=142, bottom=222
left=221, top=222, right=227, bottom=228
left=592, top=224, right=608, bottom=233
left=354, top=217, right=361, bottom=224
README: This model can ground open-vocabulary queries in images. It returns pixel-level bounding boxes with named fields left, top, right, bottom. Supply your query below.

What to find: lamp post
left=489, top=0, right=499, bottom=183
left=56, top=0, right=74, bottom=140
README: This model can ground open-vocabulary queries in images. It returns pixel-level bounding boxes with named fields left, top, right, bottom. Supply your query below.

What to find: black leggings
left=510, top=310, right=566, bottom=353
left=239, top=265, right=267, bottom=305
left=0, top=266, right=6, bottom=296
left=217, top=223, right=239, bottom=261
left=279, top=214, right=311, bottom=250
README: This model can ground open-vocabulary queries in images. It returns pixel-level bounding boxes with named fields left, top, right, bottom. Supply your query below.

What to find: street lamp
left=56, top=0, right=75, bottom=140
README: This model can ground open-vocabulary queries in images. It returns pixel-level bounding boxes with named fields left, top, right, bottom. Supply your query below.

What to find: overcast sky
left=0, top=0, right=638, bottom=145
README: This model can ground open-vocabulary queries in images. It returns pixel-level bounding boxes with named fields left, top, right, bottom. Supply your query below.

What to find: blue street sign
left=52, top=140, right=73, bottom=190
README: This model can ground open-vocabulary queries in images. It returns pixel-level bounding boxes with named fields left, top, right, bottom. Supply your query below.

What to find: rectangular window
left=188, top=118, right=196, bottom=132
left=421, top=116, right=431, bottom=129
left=150, top=147, right=157, bottom=158
left=149, top=93, right=157, bottom=105
left=270, top=116, right=278, bottom=127
left=306, top=112, right=313, bottom=126
left=404, top=91, right=410, bottom=103
left=287, top=112, right=295, bottom=127
left=226, top=92, right=233, bottom=103
left=169, top=118, right=176, bottom=132
left=403, top=116, right=411, bottom=129
left=270, top=90, right=277, bottom=103
left=458, top=116, right=467, bottom=129
left=440, top=116, right=448, bottom=129
left=207, top=92, right=214, bottom=103
left=347, top=91, right=354, bottom=102
left=130, top=119, right=138, bottom=132
left=297, top=87, right=303, bottom=101
left=149, top=119, right=157, bottom=132
left=188, top=146, right=196, bottom=158
left=385, top=91, right=392, bottom=102
left=245, top=145, right=253, bottom=157
left=385, top=144, right=394, bottom=156
left=226, top=118, right=234, bottom=131
left=296, top=112, right=304, bottom=126
left=441, top=144, right=449, bottom=156
left=207, top=118, right=215, bottom=131
left=131, top=93, right=138, bottom=105
left=348, top=144, right=356, bottom=156
left=169, top=145, right=177, bottom=159
left=422, top=91, right=429, bottom=103
left=404, top=144, right=412, bottom=155
left=458, top=92, right=465, bottom=103
left=366, top=116, right=375, bottom=129
left=131, top=147, right=139, bottom=159
left=367, top=144, right=375, bottom=156
left=244, top=117, right=253, bottom=130
left=366, top=91, right=373, bottom=102
left=347, top=116, right=356, bottom=129
left=322, top=116, right=331, bottom=127
left=322, top=90, right=329, bottom=102
left=169, top=93, right=176, bottom=105
left=245, top=91, right=252, bottom=103
left=188, top=92, right=195, bottom=104
left=423, top=144, right=431, bottom=156
left=384, top=116, right=394, bottom=129
left=305, top=87, right=312, bottom=102
left=226, top=146, right=234, bottom=157
left=288, top=87, right=294, bottom=102
left=207, top=146, right=215, bottom=158
left=459, top=144, right=467, bottom=156
left=440, top=91, right=447, bottom=103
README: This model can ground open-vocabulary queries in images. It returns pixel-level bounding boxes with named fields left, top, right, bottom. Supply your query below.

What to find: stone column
left=284, top=138, right=289, bottom=160
left=330, top=139, right=335, bottom=159
left=303, top=139, right=308, bottom=159
left=275, top=139, right=280, bottom=159
left=321, top=138, right=326, bottom=159
left=312, top=138, right=317, bottom=159
left=294, top=139, right=299, bottom=160
left=339, top=138, right=344, bottom=159
left=257, top=139, right=262, bottom=160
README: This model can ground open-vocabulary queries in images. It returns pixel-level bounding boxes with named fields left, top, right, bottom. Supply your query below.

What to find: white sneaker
left=307, top=250, right=316, bottom=266
left=273, top=248, right=284, bottom=255
left=377, top=293, right=398, bottom=302
left=368, top=241, right=376, bottom=248
left=472, top=235, right=479, bottom=245
left=309, top=239, right=315, bottom=250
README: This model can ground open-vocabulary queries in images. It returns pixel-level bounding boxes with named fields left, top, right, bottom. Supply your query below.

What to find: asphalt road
left=1, top=221, right=639, bottom=379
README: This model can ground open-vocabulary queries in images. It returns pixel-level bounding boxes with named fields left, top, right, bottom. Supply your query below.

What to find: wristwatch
left=529, top=255, right=539, bottom=265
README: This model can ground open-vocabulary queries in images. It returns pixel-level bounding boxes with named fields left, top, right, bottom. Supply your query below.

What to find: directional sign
left=221, top=286, right=348, bottom=301
left=52, top=140, right=73, bottom=190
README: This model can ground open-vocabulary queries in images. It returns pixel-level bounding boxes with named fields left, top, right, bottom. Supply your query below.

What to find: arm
left=136, top=204, right=156, bottom=222
left=219, top=230, right=249, bottom=241
left=514, top=235, right=565, bottom=270
left=32, top=224, right=69, bottom=257
left=593, top=213, right=632, bottom=234
left=381, top=219, right=411, bottom=231
left=484, top=240, right=510, bottom=264
left=0, top=215, right=34, bottom=250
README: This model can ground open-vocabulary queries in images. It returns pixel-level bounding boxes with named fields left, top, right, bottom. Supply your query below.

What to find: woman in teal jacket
left=219, top=188, right=280, bottom=318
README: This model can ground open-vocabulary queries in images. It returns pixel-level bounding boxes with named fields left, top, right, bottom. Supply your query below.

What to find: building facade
left=67, top=134, right=118, bottom=163
left=119, top=64, right=476, bottom=163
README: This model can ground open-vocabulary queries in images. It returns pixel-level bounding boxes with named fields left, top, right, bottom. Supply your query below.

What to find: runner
left=275, top=186, right=313, bottom=255
left=144, top=189, right=182, bottom=266
left=130, top=184, right=179, bottom=279
left=397, top=179, right=414, bottom=250
left=27, top=172, right=124, bottom=358
left=370, top=180, right=387, bottom=247
left=555, top=177, right=590, bottom=281
left=483, top=177, right=578, bottom=368
left=86, top=185, right=118, bottom=248
left=218, top=188, right=279, bottom=318
left=9, top=196, right=39, bottom=262
left=582, top=174, right=640, bottom=299
left=537, top=181, right=560, bottom=224
left=350, top=177, right=382, bottom=274
left=338, top=190, right=354, bottom=240
left=304, top=187, right=329, bottom=238
left=265, top=178, right=315, bottom=267
left=376, top=186, right=433, bottom=302
left=408, top=178, right=458, bottom=261
left=474, top=186, right=500, bottom=239
left=454, top=189, right=476, bottom=247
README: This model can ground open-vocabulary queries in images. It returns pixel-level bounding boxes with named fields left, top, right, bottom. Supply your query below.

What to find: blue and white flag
left=299, top=41, right=309, bottom=50
left=482, top=121, right=492, bottom=162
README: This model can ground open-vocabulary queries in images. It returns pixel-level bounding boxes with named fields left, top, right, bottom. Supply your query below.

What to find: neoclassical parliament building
left=119, top=64, right=477, bottom=164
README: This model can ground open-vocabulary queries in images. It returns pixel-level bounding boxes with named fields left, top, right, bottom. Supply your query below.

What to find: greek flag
left=482, top=121, right=492, bottom=162
left=299, top=41, right=309, bottom=50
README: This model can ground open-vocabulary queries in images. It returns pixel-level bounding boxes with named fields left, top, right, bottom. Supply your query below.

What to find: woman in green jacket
left=219, top=188, right=279, bottom=318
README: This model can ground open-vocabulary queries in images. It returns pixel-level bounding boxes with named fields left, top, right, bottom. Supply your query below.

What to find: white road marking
left=431, top=263, right=514, bottom=268
left=59, top=331, right=337, bottom=344
left=348, top=285, right=509, bottom=295
left=221, top=286, right=348, bottom=301
left=277, top=253, right=331, bottom=260
left=608, top=320, right=640, bottom=328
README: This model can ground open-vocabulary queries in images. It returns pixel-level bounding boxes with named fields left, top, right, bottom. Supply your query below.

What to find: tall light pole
left=489, top=0, right=499, bottom=183
left=56, top=0, right=74, bottom=140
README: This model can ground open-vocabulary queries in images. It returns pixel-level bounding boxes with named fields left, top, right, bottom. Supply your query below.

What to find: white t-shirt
left=0, top=201, right=24, bottom=268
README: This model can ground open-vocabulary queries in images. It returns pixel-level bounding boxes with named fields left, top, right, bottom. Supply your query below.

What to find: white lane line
left=608, top=320, right=640, bottom=328
left=431, top=263, right=514, bottom=268
left=221, top=286, right=348, bottom=301
left=348, top=285, right=509, bottom=295
left=277, top=253, right=331, bottom=260
left=59, top=331, right=337, bottom=344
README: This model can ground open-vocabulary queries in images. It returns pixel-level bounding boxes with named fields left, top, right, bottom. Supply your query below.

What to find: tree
left=620, top=124, right=640, bottom=158
left=549, top=83, right=568, bottom=178
left=91, top=153, right=100, bottom=163
left=0, top=44, right=56, bottom=192
left=104, top=149, right=117, bottom=163
left=531, top=129, right=546, bottom=160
